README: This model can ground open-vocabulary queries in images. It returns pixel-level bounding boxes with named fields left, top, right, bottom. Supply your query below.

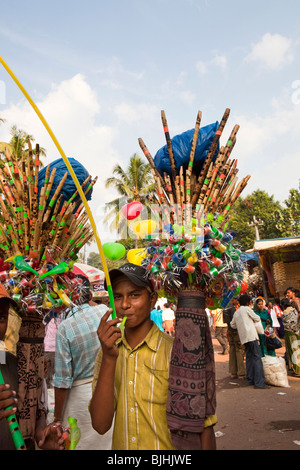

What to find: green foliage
left=104, top=153, right=155, bottom=237
left=0, top=125, right=47, bottom=167
left=273, top=183, right=300, bottom=237
left=86, top=252, right=102, bottom=269
left=227, top=189, right=283, bottom=251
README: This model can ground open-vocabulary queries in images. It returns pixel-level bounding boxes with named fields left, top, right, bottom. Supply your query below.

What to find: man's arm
left=247, top=308, right=261, bottom=322
left=89, top=309, right=121, bottom=435
left=230, top=313, right=237, bottom=329
left=90, top=353, right=117, bottom=434
left=54, top=387, right=69, bottom=423
left=52, top=324, right=72, bottom=422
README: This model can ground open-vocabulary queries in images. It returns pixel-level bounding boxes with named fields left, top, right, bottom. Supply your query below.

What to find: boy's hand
left=97, top=308, right=123, bottom=358
left=0, top=384, right=18, bottom=421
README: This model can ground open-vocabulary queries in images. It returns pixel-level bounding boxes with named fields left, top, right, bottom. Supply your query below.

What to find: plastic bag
left=154, top=122, right=220, bottom=177
left=264, top=330, right=282, bottom=350
left=264, top=325, right=282, bottom=350
left=38, top=157, right=93, bottom=209
left=262, top=356, right=290, bottom=388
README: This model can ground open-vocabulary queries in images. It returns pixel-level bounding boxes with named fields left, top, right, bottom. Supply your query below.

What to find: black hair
left=280, top=298, right=291, bottom=309
left=284, top=287, right=296, bottom=295
left=239, top=293, right=251, bottom=306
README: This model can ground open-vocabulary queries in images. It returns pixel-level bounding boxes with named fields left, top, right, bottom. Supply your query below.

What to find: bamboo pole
left=191, top=108, right=230, bottom=207
left=161, top=110, right=177, bottom=184
left=138, top=137, right=169, bottom=199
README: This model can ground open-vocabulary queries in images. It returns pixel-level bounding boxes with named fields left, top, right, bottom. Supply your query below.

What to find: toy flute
left=0, top=370, right=26, bottom=450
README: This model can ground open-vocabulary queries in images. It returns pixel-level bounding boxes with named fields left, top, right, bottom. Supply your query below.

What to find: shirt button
left=132, top=437, right=136, bottom=442
left=130, top=407, right=134, bottom=412
left=129, top=353, right=133, bottom=358
left=129, top=380, right=133, bottom=385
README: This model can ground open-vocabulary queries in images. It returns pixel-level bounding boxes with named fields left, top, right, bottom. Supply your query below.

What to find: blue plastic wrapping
left=154, top=121, right=220, bottom=177
left=38, top=157, right=93, bottom=207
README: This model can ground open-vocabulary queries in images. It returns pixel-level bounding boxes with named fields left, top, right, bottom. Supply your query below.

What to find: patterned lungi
left=166, top=291, right=216, bottom=450
left=17, top=320, right=46, bottom=447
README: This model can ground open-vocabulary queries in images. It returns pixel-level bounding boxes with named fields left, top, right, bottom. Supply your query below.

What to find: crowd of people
left=208, top=287, right=300, bottom=388
left=150, top=302, right=176, bottom=336
left=1, top=262, right=299, bottom=450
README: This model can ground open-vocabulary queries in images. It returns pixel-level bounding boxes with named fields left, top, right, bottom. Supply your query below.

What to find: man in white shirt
left=230, top=294, right=269, bottom=389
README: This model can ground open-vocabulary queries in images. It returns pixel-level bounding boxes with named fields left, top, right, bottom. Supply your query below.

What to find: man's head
left=239, top=293, right=251, bottom=306
left=106, top=263, right=157, bottom=328
left=105, top=263, right=154, bottom=293
left=0, top=283, right=19, bottom=341
left=281, top=298, right=291, bottom=310
left=285, top=287, right=296, bottom=300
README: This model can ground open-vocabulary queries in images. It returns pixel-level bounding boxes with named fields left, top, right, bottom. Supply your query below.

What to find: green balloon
left=103, top=242, right=126, bottom=261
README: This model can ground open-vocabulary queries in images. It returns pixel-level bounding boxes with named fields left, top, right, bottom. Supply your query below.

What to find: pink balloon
left=122, top=201, right=143, bottom=220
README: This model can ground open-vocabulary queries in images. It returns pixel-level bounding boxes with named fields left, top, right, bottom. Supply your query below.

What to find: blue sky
left=0, top=0, right=299, bottom=248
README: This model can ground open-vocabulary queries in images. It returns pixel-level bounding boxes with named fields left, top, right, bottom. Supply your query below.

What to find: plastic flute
left=0, top=370, right=26, bottom=450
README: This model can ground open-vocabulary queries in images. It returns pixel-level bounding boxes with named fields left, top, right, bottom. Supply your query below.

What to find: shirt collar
left=121, top=322, right=162, bottom=352
left=66, top=303, right=90, bottom=317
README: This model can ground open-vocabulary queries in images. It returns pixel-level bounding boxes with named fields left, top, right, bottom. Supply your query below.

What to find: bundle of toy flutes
left=137, top=108, right=250, bottom=307
left=0, top=143, right=96, bottom=321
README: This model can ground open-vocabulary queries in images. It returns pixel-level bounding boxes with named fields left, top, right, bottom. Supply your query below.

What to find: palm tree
left=0, top=124, right=47, bottom=168
left=104, top=153, right=156, bottom=239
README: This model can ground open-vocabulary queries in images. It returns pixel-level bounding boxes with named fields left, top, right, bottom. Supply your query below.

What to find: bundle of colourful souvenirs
left=0, top=143, right=97, bottom=322
left=125, top=108, right=251, bottom=309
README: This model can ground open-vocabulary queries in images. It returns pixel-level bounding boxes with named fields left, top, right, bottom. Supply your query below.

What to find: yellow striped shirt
left=92, top=323, right=217, bottom=450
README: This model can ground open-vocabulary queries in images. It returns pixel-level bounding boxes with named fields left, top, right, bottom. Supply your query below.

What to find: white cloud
left=0, top=74, right=119, bottom=212
left=211, top=54, right=227, bottom=71
left=196, top=53, right=227, bottom=75
left=245, top=33, right=294, bottom=70
left=229, top=95, right=300, bottom=202
left=196, top=60, right=208, bottom=75
left=114, top=101, right=159, bottom=124
left=179, top=90, right=196, bottom=105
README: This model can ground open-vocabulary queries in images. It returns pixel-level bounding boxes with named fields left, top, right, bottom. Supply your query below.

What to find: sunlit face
left=256, top=300, right=264, bottom=311
left=285, top=290, right=294, bottom=300
left=0, top=301, right=10, bottom=341
left=112, top=276, right=157, bottom=329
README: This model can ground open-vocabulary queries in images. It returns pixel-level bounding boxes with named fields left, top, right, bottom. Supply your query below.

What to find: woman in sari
left=281, top=298, right=300, bottom=377
left=254, top=298, right=276, bottom=357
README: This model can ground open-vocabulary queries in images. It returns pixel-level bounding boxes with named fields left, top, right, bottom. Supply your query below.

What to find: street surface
left=213, top=337, right=300, bottom=450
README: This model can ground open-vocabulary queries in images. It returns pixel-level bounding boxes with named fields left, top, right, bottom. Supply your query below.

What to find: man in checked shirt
left=52, top=275, right=113, bottom=450
left=89, top=263, right=216, bottom=450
